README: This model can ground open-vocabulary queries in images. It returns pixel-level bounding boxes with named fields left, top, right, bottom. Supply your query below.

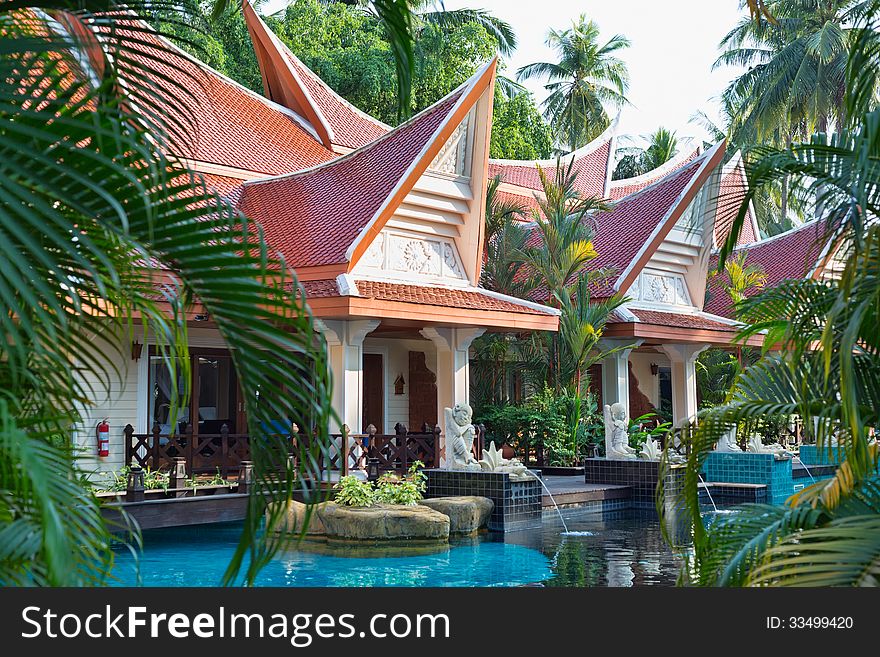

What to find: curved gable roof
left=238, top=62, right=496, bottom=270
left=244, top=1, right=389, bottom=151
left=488, top=119, right=617, bottom=198
left=114, top=17, right=335, bottom=175
left=522, top=143, right=725, bottom=300
left=704, top=220, right=829, bottom=318
left=607, top=146, right=701, bottom=200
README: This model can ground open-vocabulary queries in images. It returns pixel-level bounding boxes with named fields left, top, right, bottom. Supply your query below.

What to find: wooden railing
left=124, top=423, right=256, bottom=477
left=124, top=422, right=450, bottom=480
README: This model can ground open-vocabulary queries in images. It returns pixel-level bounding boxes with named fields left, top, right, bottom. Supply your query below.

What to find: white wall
left=74, top=325, right=229, bottom=478
left=629, top=351, right=669, bottom=408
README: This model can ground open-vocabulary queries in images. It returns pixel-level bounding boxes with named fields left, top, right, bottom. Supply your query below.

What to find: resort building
left=76, top=6, right=786, bottom=476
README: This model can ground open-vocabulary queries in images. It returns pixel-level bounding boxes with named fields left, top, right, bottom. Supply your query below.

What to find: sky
left=263, top=0, right=750, bottom=149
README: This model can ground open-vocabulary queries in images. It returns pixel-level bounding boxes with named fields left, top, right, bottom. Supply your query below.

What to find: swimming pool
left=110, top=509, right=683, bottom=587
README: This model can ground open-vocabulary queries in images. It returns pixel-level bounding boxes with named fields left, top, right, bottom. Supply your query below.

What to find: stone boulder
left=271, top=500, right=326, bottom=536
left=317, top=502, right=450, bottom=540
left=420, top=496, right=494, bottom=534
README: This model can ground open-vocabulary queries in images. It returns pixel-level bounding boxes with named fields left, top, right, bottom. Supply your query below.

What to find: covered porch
left=597, top=308, right=764, bottom=428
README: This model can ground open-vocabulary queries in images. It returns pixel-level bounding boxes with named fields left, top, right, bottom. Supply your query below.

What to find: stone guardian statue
left=444, top=403, right=482, bottom=471
left=604, top=402, right=637, bottom=459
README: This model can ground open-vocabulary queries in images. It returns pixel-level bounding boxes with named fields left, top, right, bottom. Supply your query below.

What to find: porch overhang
left=307, top=295, right=560, bottom=332
left=602, top=319, right=763, bottom=348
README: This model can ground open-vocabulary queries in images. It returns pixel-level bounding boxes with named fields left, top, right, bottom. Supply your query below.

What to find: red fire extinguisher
left=96, top=419, right=110, bottom=457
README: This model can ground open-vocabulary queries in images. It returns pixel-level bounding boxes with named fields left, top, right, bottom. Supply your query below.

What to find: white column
left=599, top=339, right=642, bottom=415
left=659, top=343, right=709, bottom=426
left=420, top=327, right=485, bottom=465
left=315, top=319, right=380, bottom=433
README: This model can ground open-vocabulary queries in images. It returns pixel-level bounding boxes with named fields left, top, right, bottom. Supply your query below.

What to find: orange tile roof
left=299, top=278, right=556, bottom=316
left=714, top=156, right=759, bottom=248
left=238, top=89, right=465, bottom=268
left=705, top=221, right=829, bottom=318
left=487, top=122, right=616, bottom=198
left=356, top=280, right=554, bottom=315
left=627, top=309, right=738, bottom=332
left=523, top=155, right=710, bottom=301
left=607, top=147, right=701, bottom=200
left=281, top=50, right=389, bottom=150
left=109, top=18, right=335, bottom=175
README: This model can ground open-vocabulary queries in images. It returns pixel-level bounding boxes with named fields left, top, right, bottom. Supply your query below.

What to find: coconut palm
left=715, top=0, right=874, bottom=143
left=517, top=16, right=630, bottom=151
left=658, top=1, right=880, bottom=586
left=612, top=127, right=679, bottom=180
left=643, top=127, right=679, bottom=170
left=0, top=2, right=332, bottom=585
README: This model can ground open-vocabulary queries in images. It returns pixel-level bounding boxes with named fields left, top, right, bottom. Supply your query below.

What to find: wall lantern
left=394, top=374, right=406, bottom=395
left=131, top=340, right=143, bottom=362
left=650, top=362, right=659, bottom=376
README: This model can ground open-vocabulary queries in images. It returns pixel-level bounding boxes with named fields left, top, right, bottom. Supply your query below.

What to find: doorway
left=362, top=353, right=385, bottom=432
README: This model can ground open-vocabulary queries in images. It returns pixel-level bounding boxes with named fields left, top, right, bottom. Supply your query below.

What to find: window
left=147, top=348, right=238, bottom=434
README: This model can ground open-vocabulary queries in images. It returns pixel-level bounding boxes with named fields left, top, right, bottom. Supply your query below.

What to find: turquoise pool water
left=111, top=509, right=683, bottom=587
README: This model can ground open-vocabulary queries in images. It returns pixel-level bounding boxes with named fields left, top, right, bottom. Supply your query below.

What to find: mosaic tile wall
left=703, top=453, right=794, bottom=505
left=424, top=469, right=541, bottom=532
left=583, top=458, right=686, bottom=510
left=798, top=444, right=842, bottom=466
left=699, top=483, right=767, bottom=506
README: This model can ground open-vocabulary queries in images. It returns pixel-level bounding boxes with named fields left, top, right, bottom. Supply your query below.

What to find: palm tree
left=511, top=160, right=612, bottom=391
left=643, top=127, right=679, bottom=171
left=715, top=1, right=870, bottom=143
left=713, top=252, right=768, bottom=305
left=517, top=16, right=630, bottom=151
left=0, top=3, right=331, bottom=585
left=658, top=2, right=880, bottom=586
left=612, top=127, right=679, bottom=179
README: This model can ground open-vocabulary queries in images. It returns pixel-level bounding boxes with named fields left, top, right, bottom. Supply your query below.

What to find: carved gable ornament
left=358, top=228, right=467, bottom=284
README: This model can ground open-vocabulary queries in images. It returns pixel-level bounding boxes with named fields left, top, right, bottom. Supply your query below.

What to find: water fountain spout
left=533, top=475, right=569, bottom=534
left=793, top=455, right=815, bottom=483
left=697, top=473, right=718, bottom=513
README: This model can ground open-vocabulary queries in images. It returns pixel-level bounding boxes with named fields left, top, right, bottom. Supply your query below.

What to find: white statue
left=640, top=438, right=661, bottom=460
left=479, top=441, right=534, bottom=481
left=444, top=403, right=481, bottom=471
left=604, top=402, right=637, bottom=459
left=715, top=428, right=742, bottom=452
left=746, top=435, right=792, bottom=458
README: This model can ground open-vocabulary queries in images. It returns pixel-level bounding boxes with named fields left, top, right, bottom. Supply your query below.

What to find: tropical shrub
left=374, top=462, right=427, bottom=506
left=628, top=412, right=672, bottom=452
left=333, top=476, right=376, bottom=508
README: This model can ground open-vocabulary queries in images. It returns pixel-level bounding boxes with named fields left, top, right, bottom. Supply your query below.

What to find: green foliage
left=333, top=461, right=426, bottom=507
left=658, top=2, right=880, bottom=586
left=478, top=387, right=602, bottom=466
left=97, top=466, right=169, bottom=493
left=612, top=127, right=679, bottom=180
left=517, top=15, right=630, bottom=151
left=627, top=412, right=671, bottom=452
left=490, top=89, right=555, bottom=160
left=333, top=475, right=376, bottom=507
left=269, top=0, right=500, bottom=123
left=0, top=4, right=332, bottom=586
